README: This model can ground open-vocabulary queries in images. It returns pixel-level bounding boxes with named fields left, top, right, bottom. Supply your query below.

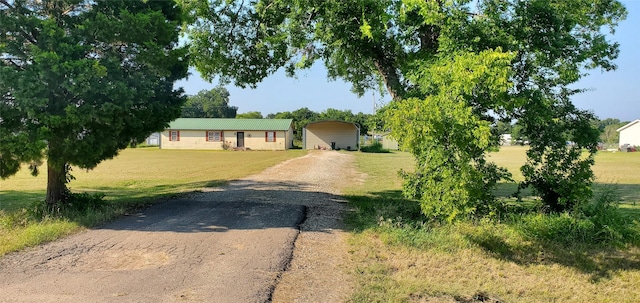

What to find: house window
left=170, top=130, right=179, bottom=141
left=266, top=131, right=276, bottom=142
left=207, top=131, right=222, bottom=142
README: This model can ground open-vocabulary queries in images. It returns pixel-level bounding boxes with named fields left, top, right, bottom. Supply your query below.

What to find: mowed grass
left=487, top=146, right=640, bottom=205
left=0, top=148, right=306, bottom=255
left=345, top=147, right=640, bottom=303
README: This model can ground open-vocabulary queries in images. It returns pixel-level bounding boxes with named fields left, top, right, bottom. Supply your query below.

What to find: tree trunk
left=45, top=160, right=68, bottom=206
left=373, top=59, right=405, bottom=101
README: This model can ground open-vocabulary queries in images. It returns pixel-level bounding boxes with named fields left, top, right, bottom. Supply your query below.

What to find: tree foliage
left=592, top=118, right=627, bottom=145
left=184, top=0, right=627, bottom=219
left=267, top=107, right=319, bottom=141
left=236, top=111, right=264, bottom=119
left=0, top=0, right=188, bottom=205
left=389, top=50, right=514, bottom=221
left=266, top=107, right=371, bottom=141
left=183, top=0, right=414, bottom=99
left=181, top=86, right=237, bottom=118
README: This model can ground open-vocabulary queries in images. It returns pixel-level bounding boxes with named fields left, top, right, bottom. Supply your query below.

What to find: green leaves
left=181, top=86, right=237, bottom=118
left=1, top=0, right=188, bottom=203
left=181, top=0, right=626, bottom=220
left=389, top=50, right=514, bottom=221
left=359, top=16, right=373, bottom=39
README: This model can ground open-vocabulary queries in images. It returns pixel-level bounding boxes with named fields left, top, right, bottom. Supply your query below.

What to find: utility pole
left=372, top=92, right=376, bottom=144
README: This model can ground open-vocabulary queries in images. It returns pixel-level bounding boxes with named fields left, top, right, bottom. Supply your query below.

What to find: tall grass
left=345, top=148, right=640, bottom=302
left=360, top=140, right=390, bottom=153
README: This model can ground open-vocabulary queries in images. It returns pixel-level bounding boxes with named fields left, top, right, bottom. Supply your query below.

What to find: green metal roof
left=167, top=118, right=293, bottom=131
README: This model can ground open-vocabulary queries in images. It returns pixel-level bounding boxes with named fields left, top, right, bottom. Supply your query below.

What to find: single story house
left=303, top=120, right=359, bottom=150
left=617, top=119, right=640, bottom=147
left=160, top=118, right=294, bottom=150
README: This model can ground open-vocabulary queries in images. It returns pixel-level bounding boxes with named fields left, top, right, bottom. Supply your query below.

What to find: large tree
left=0, top=0, right=188, bottom=206
left=184, top=0, right=626, bottom=217
left=181, top=86, right=237, bottom=118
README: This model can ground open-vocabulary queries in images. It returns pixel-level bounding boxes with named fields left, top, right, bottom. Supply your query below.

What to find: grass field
left=0, top=148, right=306, bottom=255
left=2, top=146, right=639, bottom=301
left=345, top=147, right=640, bottom=302
left=487, top=146, right=640, bottom=206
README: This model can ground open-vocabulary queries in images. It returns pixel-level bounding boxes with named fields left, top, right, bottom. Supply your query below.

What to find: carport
left=303, top=120, right=360, bottom=150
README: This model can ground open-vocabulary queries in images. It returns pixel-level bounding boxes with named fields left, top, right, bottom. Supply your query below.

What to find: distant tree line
left=266, top=107, right=372, bottom=141
left=180, top=88, right=376, bottom=141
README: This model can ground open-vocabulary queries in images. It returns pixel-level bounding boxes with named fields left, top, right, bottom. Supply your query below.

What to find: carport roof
left=304, top=120, right=360, bottom=128
left=167, top=118, right=293, bottom=131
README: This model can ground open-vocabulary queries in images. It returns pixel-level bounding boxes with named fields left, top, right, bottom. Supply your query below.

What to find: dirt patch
left=78, top=249, right=171, bottom=271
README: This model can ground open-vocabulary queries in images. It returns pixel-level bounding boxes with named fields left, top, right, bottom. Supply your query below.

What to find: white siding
left=619, top=120, right=640, bottom=147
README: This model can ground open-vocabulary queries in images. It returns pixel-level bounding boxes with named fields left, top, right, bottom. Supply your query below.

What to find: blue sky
left=175, top=1, right=639, bottom=121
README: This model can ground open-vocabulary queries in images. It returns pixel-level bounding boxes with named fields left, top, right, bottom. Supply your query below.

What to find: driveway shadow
left=96, top=179, right=349, bottom=234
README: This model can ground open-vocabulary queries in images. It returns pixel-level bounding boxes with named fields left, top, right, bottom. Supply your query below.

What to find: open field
left=0, top=148, right=306, bottom=255
left=2, top=145, right=638, bottom=301
left=345, top=147, right=640, bottom=302
left=487, top=146, right=640, bottom=205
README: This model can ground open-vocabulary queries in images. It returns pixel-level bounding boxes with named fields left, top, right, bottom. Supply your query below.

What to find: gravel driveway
left=0, top=150, right=361, bottom=303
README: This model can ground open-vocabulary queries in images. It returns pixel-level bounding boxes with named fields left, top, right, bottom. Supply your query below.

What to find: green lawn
left=487, top=146, right=640, bottom=205
left=345, top=147, right=640, bottom=303
left=0, top=148, right=306, bottom=255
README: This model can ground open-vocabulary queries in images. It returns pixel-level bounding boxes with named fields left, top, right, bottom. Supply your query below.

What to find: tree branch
left=62, top=5, right=76, bottom=16
left=2, top=58, right=26, bottom=70
left=0, top=0, right=14, bottom=9
left=228, top=0, right=245, bottom=37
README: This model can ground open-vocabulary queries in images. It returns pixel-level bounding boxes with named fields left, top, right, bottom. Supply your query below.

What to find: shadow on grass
left=2, top=178, right=349, bottom=233
left=466, top=230, right=640, bottom=282
left=344, top=189, right=422, bottom=231
left=0, top=179, right=233, bottom=229
left=0, top=190, right=45, bottom=213
left=345, top=186, right=640, bottom=282
left=494, top=182, right=640, bottom=204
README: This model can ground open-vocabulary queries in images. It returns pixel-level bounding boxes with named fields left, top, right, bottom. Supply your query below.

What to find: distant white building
left=500, top=134, right=512, bottom=146
left=617, top=119, right=640, bottom=147
left=381, top=134, right=399, bottom=150
left=146, top=132, right=160, bottom=146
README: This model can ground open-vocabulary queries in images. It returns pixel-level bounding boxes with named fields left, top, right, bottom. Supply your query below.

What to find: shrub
left=222, top=141, right=233, bottom=150
left=360, top=141, right=389, bottom=153
left=30, top=192, right=107, bottom=219
left=578, top=185, right=640, bottom=246
left=518, top=103, right=600, bottom=213
left=513, top=186, right=640, bottom=247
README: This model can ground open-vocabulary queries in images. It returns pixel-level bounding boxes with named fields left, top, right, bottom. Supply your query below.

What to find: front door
left=237, top=132, right=245, bottom=148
